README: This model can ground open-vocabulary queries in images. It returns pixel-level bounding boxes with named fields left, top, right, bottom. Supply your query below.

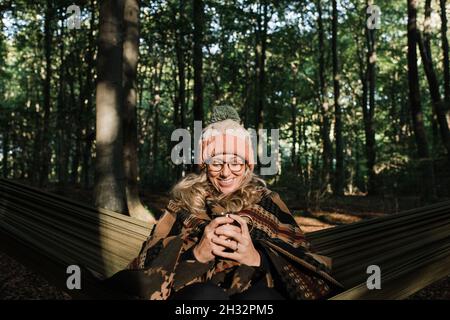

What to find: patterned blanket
left=102, top=189, right=344, bottom=300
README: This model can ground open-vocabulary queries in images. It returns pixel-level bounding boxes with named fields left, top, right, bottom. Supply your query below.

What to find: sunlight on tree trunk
left=95, top=0, right=127, bottom=213
left=123, top=0, right=156, bottom=224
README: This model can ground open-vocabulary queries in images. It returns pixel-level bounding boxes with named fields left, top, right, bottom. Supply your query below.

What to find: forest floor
left=0, top=183, right=449, bottom=299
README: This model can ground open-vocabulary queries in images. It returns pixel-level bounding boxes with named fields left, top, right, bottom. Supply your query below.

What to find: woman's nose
left=220, top=164, right=231, bottom=176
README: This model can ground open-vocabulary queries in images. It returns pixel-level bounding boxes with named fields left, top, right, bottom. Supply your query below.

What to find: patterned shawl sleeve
left=245, top=190, right=345, bottom=299
left=102, top=200, right=215, bottom=300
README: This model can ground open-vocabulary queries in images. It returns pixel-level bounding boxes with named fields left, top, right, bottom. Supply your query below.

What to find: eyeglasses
left=206, top=159, right=245, bottom=173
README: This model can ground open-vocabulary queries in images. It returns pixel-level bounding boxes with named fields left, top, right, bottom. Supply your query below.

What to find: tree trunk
left=418, top=0, right=450, bottom=160
left=291, top=96, right=297, bottom=168
left=172, top=0, right=187, bottom=178
left=356, top=20, right=370, bottom=194
left=243, top=46, right=251, bottom=128
left=332, top=0, right=344, bottom=195
left=152, top=103, right=160, bottom=178
left=71, top=62, right=84, bottom=185
left=427, top=0, right=440, bottom=150
left=10, top=120, right=18, bottom=178
left=255, top=1, right=269, bottom=171
left=193, top=0, right=204, bottom=122
left=2, top=119, right=9, bottom=178
left=151, top=61, right=164, bottom=178
left=31, top=86, right=41, bottom=185
left=171, top=63, right=180, bottom=128
left=67, top=61, right=79, bottom=184
left=317, top=0, right=333, bottom=191
left=39, top=0, right=53, bottom=187
left=297, top=111, right=304, bottom=183
left=407, top=0, right=436, bottom=201
left=0, top=19, right=6, bottom=178
left=122, top=0, right=156, bottom=223
left=440, top=0, right=450, bottom=120
left=57, top=7, right=68, bottom=187
left=256, top=1, right=268, bottom=132
left=83, top=0, right=96, bottom=189
left=358, top=47, right=369, bottom=194
left=94, top=0, right=127, bottom=213
left=174, top=0, right=186, bottom=130
left=365, top=1, right=377, bottom=194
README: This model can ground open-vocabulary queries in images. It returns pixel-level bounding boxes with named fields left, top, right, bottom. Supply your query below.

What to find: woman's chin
left=217, top=184, right=238, bottom=195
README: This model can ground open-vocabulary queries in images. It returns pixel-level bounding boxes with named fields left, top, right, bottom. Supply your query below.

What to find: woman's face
left=207, top=154, right=246, bottom=195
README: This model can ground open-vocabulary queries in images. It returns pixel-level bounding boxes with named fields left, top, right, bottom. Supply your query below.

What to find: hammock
left=1, top=178, right=449, bottom=299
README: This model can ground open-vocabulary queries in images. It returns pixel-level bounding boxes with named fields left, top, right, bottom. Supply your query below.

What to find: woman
left=103, top=105, right=343, bottom=300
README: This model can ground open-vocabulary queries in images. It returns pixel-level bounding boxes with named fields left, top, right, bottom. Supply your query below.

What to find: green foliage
left=0, top=0, right=449, bottom=201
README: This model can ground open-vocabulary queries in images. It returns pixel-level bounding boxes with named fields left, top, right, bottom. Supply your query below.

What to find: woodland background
left=0, top=0, right=449, bottom=222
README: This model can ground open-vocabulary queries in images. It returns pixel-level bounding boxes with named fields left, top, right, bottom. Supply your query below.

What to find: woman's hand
left=211, top=214, right=261, bottom=267
left=192, top=216, right=235, bottom=263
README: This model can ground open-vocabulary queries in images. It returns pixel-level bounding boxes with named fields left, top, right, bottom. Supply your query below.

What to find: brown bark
left=39, top=0, right=53, bottom=187
left=94, top=0, right=127, bottom=213
left=171, top=0, right=187, bottom=178
left=172, top=64, right=180, bottom=128
left=291, top=97, right=297, bottom=167
left=440, top=0, right=450, bottom=116
left=356, top=29, right=368, bottom=194
left=418, top=0, right=450, bottom=160
left=153, top=103, right=160, bottom=175
left=31, top=83, right=41, bottom=184
left=317, top=0, right=332, bottom=190
left=193, top=0, right=204, bottom=122
left=151, top=61, right=164, bottom=177
left=254, top=1, right=269, bottom=172
left=332, top=0, right=344, bottom=195
left=297, top=111, right=304, bottom=182
left=82, top=0, right=96, bottom=189
left=243, top=46, right=251, bottom=128
left=255, top=1, right=268, bottom=133
left=2, top=119, right=9, bottom=178
left=364, top=1, right=377, bottom=195
left=57, top=7, right=68, bottom=186
left=407, top=0, right=436, bottom=200
left=174, top=0, right=186, bottom=130
left=122, top=0, right=156, bottom=223
left=0, top=18, right=6, bottom=178
left=71, top=63, right=83, bottom=185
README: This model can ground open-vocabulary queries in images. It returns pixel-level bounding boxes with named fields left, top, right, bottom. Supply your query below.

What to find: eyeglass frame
left=203, top=157, right=247, bottom=173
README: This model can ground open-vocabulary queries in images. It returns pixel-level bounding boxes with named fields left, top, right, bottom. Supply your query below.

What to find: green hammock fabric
left=1, top=178, right=450, bottom=299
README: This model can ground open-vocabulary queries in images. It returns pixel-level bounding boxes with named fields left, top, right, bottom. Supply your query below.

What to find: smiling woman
left=101, top=105, right=344, bottom=300
left=207, top=155, right=246, bottom=194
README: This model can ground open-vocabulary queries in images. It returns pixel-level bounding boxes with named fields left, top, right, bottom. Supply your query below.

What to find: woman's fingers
left=214, top=228, right=245, bottom=244
left=208, top=216, right=234, bottom=229
left=229, top=214, right=250, bottom=236
left=212, top=236, right=238, bottom=250
left=214, top=224, right=241, bottom=235
left=211, top=243, right=226, bottom=253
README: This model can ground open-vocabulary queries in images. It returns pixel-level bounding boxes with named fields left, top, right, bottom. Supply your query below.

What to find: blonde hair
left=170, top=167, right=267, bottom=216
